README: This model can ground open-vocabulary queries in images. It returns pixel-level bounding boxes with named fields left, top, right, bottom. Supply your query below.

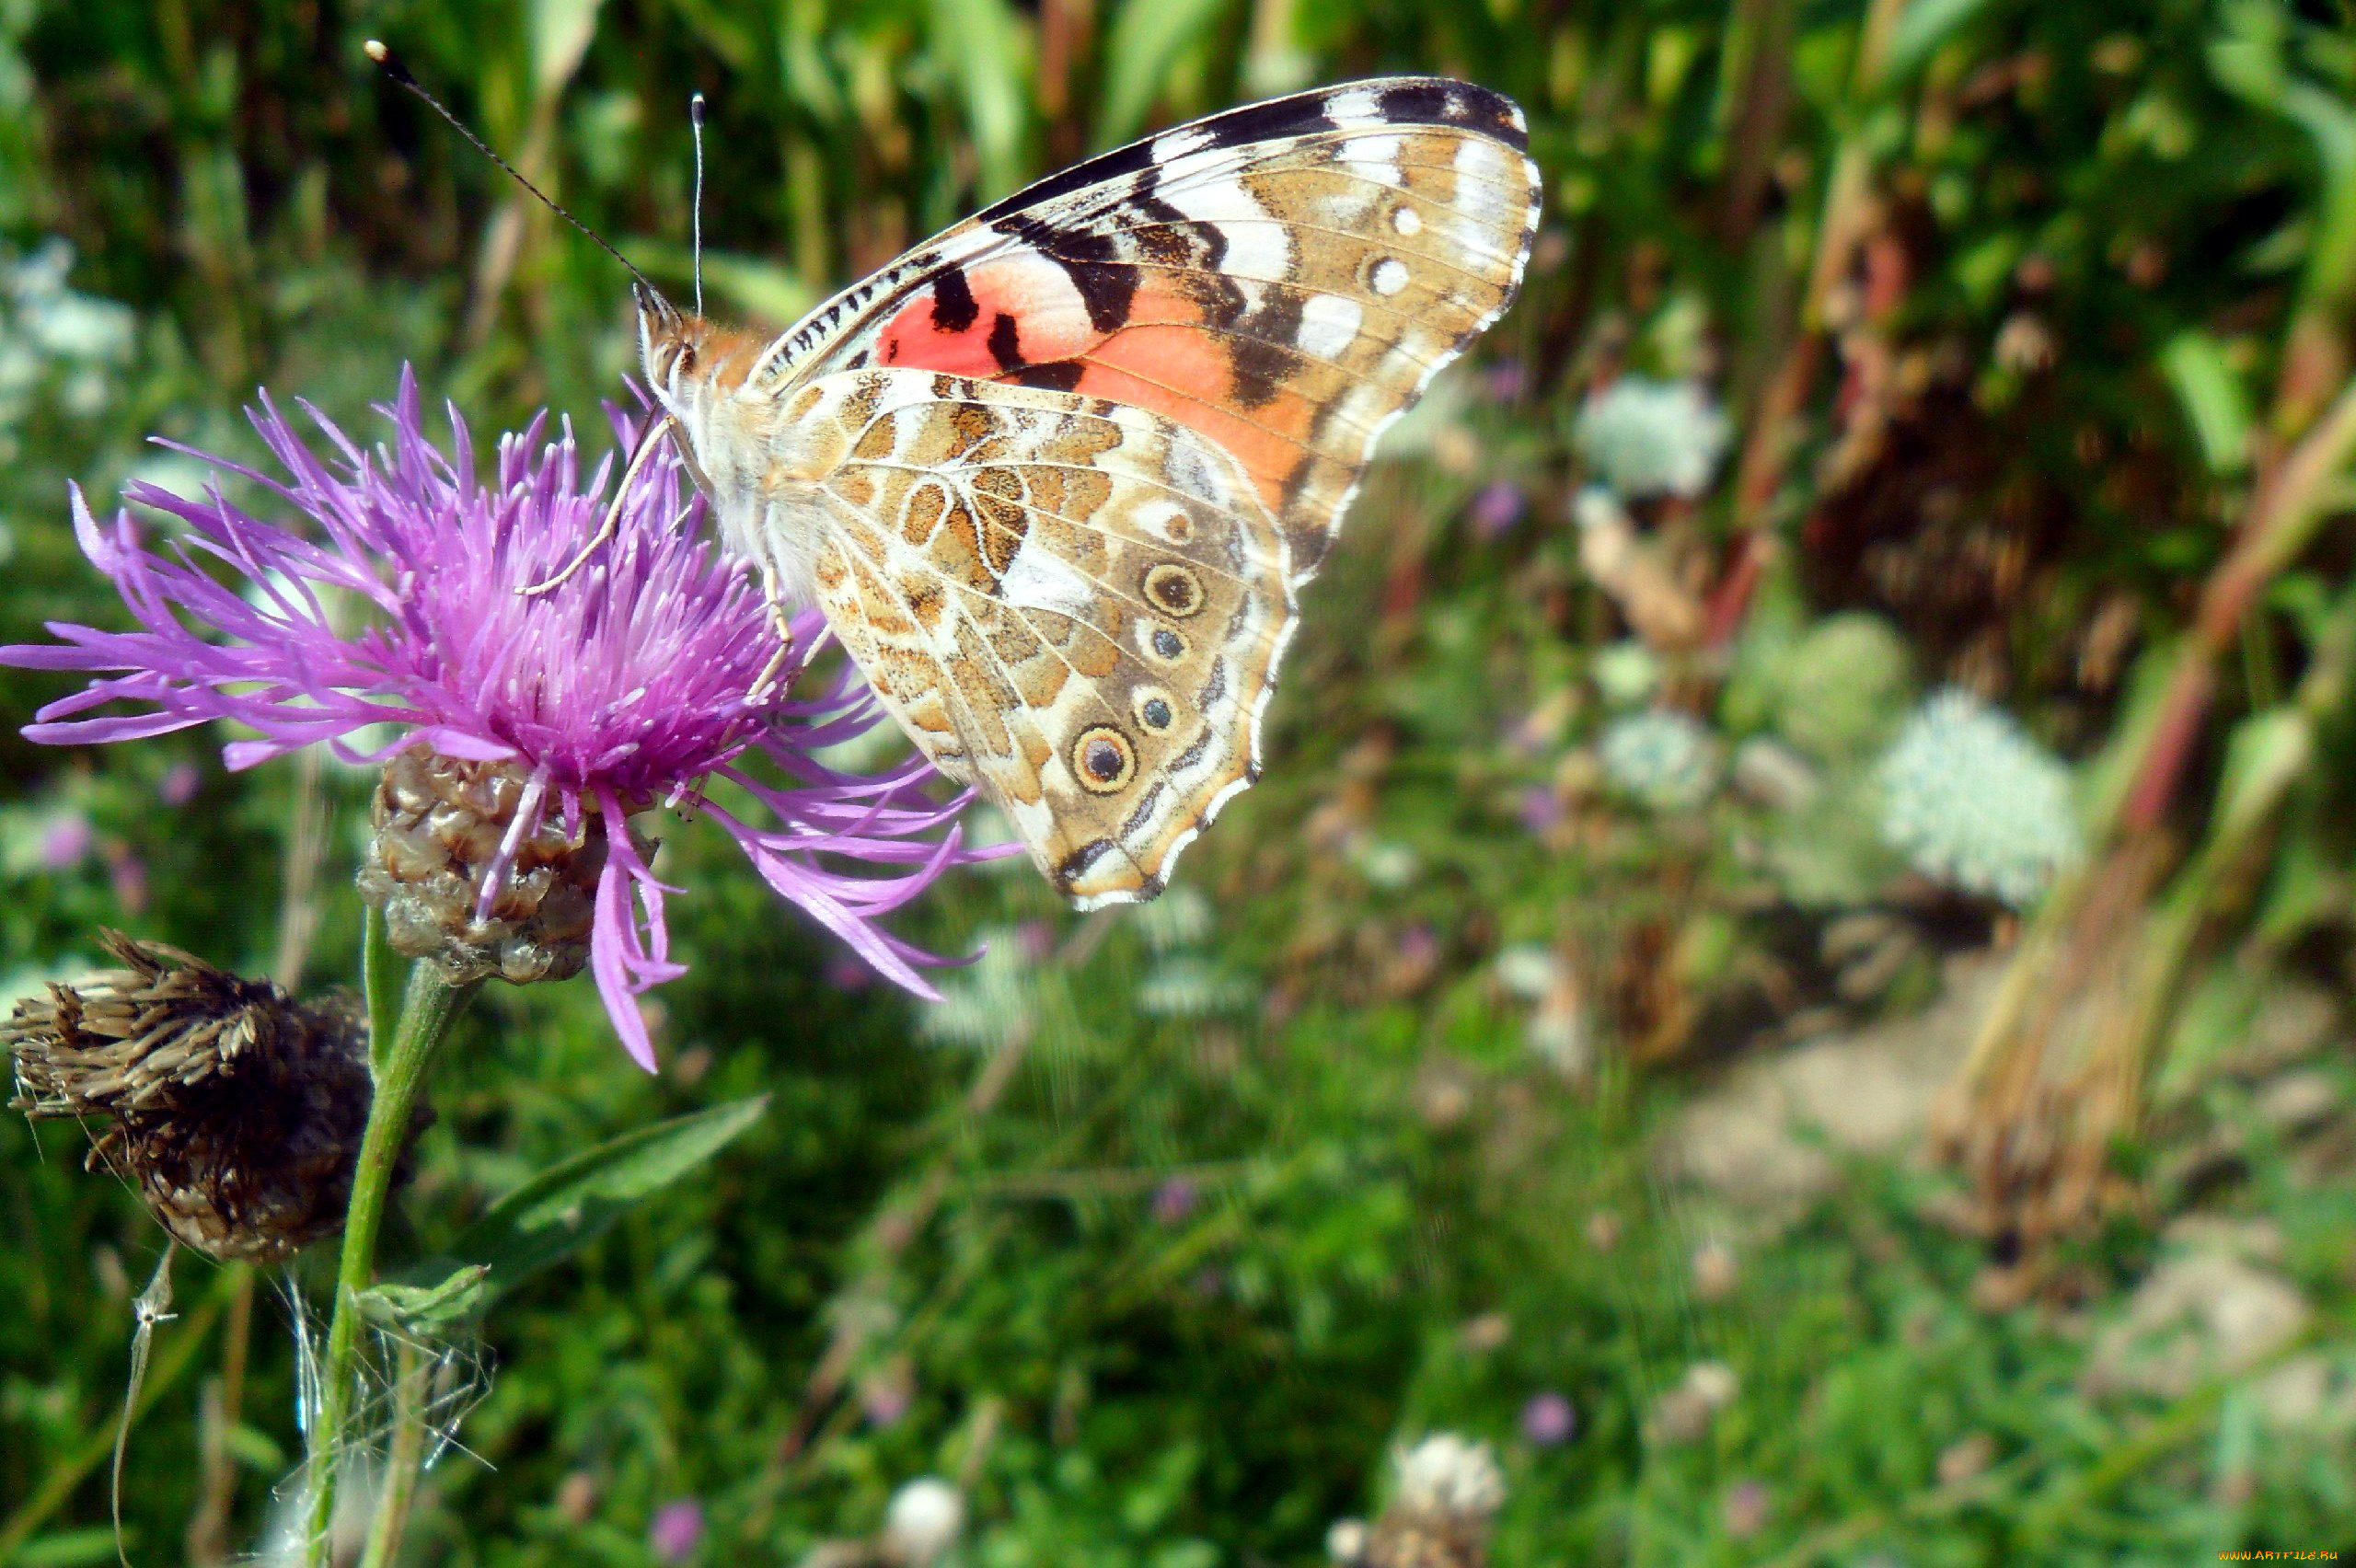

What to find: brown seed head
left=6, top=931, right=381, bottom=1262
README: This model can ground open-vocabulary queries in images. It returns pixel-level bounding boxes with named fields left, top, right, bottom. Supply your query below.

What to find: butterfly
left=637, top=78, right=1538, bottom=907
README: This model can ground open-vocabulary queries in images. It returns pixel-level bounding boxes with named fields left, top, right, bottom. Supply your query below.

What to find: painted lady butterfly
left=640, top=78, right=1539, bottom=907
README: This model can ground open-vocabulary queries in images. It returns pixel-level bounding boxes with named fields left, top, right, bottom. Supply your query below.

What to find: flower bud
left=358, top=748, right=648, bottom=986
left=6, top=931, right=379, bottom=1261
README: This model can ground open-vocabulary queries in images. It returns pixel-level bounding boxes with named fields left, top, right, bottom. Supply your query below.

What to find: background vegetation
left=6, top=0, right=2356, bottom=1562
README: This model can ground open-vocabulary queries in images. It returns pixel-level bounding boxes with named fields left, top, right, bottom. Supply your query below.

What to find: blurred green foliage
left=6, top=0, right=2356, bottom=1563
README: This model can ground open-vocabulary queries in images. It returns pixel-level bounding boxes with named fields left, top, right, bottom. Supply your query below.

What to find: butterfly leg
left=518, top=414, right=677, bottom=597
left=746, top=564, right=799, bottom=703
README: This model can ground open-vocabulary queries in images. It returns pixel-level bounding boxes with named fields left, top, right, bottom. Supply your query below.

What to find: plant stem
left=355, top=1339, right=430, bottom=1568
left=302, top=963, right=472, bottom=1568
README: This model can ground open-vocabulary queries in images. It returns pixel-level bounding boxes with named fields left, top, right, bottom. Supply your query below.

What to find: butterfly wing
left=753, top=77, right=1540, bottom=583
left=783, top=368, right=1295, bottom=906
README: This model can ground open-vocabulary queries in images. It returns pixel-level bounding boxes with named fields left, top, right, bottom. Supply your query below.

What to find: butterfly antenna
left=364, top=40, right=657, bottom=297
left=689, top=92, right=707, bottom=317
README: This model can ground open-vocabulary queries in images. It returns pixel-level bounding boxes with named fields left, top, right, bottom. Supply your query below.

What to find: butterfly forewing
left=758, top=77, right=1540, bottom=583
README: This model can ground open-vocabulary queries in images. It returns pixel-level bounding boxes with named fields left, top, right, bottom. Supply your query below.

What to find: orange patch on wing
left=874, top=263, right=1322, bottom=511
left=874, top=257, right=1092, bottom=376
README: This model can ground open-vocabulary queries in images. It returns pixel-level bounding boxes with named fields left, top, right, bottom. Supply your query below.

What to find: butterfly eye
left=1072, top=726, right=1137, bottom=794
left=1133, top=690, right=1176, bottom=733
left=1142, top=564, right=1205, bottom=618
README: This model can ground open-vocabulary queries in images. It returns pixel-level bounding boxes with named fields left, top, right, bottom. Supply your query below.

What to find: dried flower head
left=1878, top=689, right=2082, bottom=907
left=6, top=931, right=376, bottom=1261
left=1574, top=376, right=1731, bottom=500
left=4, top=372, right=993, bottom=1066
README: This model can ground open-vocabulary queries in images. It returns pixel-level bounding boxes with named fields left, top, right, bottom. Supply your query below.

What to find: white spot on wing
left=1344, top=134, right=1403, bottom=188
left=1371, top=258, right=1410, bottom=296
left=1163, top=433, right=1229, bottom=508
left=1297, top=294, right=1363, bottom=359
left=1326, top=86, right=1382, bottom=125
left=1162, top=177, right=1288, bottom=280
left=1152, top=127, right=1212, bottom=161
left=997, top=531, right=1095, bottom=620
left=1392, top=205, right=1423, bottom=236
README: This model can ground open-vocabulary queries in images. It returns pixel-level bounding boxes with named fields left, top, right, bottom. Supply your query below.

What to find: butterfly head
left=638, top=282, right=771, bottom=420
left=635, top=282, right=703, bottom=404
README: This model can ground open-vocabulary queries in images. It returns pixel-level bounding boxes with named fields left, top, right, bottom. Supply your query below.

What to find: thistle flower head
left=1573, top=375, right=1731, bottom=500
left=5, top=371, right=990, bottom=1066
left=1877, top=689, right=2082, bottom=907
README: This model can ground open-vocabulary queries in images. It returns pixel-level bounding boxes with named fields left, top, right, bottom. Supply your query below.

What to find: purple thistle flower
left=648, top=1498, right=704, bottom=1562
left=1469, top=480, right=1526, bottom=539
left=1519, top=1389, right=1575, bottom=1446
left=1151, top=1175, right=1198, bottom=1226
left=3, top=369, right=996, bottom=1067
left=38, top=813, right=92, bottom=870
left=156, top=759, right=202, bottom=805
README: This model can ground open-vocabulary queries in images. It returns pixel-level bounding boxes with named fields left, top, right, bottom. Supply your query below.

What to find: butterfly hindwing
left=788, top=369, right=1296, bottom=906
left=757, top=77, right=1540, bottom=585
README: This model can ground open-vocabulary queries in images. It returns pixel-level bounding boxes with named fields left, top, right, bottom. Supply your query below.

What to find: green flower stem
left=355, top=1337, right=430, bottom=1568
left=304, top=961, right=473, bottom=1568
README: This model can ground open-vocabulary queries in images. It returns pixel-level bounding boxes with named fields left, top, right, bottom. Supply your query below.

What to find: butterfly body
left=640, top=77, right=1539, bottom=905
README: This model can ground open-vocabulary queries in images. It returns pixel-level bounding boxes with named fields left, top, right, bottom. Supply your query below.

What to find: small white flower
left=1494, top=943, right=1561, bottom=1001
left=1877, top=689, right=2082, bottom=907
left=1353, top=839, right=1420, bottom=891
left=1684, top=1360, right=1740, bottom=1408
left=1392, top=1432, right=1506, bottom=1521
left=1599, top=709, right=1721, bottom=811
left=1590, top=639, right=1660, bottom=708
left=6, top=238, right=134, bottom=363
left=31, top=291, right=135, bottom=363
left=880, top=1476, right=964, bottom=1566
left=1574, top=376, right=1732, bottom=500
left=1137, top=954, right=1253, bottom=1018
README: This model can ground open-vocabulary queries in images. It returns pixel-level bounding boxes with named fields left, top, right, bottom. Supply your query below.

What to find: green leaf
left=1886, top=0, right=1994, bottom=83
left=2161, top=330, right=2253, bottom=476
left=12, top=1529, right=125, bottom=1568
left=446, top=1097, right=769, bottom=1291
left=2211, top=707, right=2312, bottom=842
left=529, top=0, right=607, bottom=99
left=359, top=1262, right=493, bottom=1335
left=1094, top=0, right=1237, bottom=150
left=930, top=0, right=1031, bottom=198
